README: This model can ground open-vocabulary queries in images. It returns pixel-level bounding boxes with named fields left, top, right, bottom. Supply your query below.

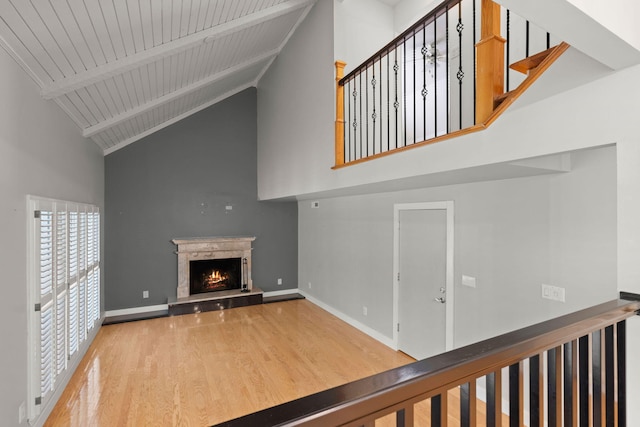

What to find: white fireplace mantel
left=172, top=236, right=255, bottom=299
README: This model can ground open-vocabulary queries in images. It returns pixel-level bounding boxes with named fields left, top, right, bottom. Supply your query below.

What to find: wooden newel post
left=476, top=0, right=505, bottom=123
left=335, top=61, right=346, bottom=167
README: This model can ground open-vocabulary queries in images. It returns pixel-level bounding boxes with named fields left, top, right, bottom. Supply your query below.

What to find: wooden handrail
left=215, top=298, right=640, bottom=426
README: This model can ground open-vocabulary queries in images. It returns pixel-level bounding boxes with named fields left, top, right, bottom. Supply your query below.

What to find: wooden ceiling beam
left=82, top=49, right=279, bottom=138
left=40, top=0, right=314, bottom=100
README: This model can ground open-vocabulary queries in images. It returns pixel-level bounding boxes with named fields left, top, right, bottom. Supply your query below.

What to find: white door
left=395, top=202, right=453, bottom=360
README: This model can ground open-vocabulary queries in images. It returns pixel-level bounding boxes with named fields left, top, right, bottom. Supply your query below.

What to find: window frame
left=27, top=196, right=101, bottom=423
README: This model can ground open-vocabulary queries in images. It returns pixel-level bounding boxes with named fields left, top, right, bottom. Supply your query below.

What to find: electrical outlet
left=277, top=278, right=282, bottom=285
left=541, top=284, right=565, bottom=302
left=362, top=306, right=368, bottom=316
left=143, top=290, right=149, bottom=299
left=311, top=201, right=320, bottom=208
left=308, top=282, right=312, bottom=289
left=18, top=402, right=25, bottom=423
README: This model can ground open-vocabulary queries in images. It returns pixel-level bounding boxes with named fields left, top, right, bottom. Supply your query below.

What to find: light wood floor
left=44, top=300, right=414, bottom=426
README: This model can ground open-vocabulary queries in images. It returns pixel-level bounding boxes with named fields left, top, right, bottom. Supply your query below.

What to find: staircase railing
left=334, top=0, right=560, bottom=168
left=215, top=296, right=639, bottom=426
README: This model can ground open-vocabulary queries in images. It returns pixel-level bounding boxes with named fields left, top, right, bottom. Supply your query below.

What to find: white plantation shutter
left=55, top=290, right=67, bottom=375
left=39, top=304, right=53, bottom=397
left=79, top=277, right=87, bottom=343
left=28, top=197, right=100, bottom=422
left=79, top=211, right=87, bottom=273
left=37, top=209, right=54, bottom=400
left=68, top=283, right=79, bottom=355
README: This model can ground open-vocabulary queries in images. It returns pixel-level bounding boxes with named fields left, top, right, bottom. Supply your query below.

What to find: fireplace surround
left=172, top=236, right=255, bottom=299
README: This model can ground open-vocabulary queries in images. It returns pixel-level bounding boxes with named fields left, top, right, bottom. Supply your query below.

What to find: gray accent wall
left=105, top=88, right=297, bottom=310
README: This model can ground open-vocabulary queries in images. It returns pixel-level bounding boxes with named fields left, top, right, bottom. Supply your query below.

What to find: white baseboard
left=263, top=288, right=300, bottom=297
left=297, top=289, right=395, bottom=349
left=105, top=304, right=168, bottom=318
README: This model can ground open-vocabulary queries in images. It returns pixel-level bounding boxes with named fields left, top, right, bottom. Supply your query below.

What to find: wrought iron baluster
left=446, top=6, right=450, bottom=133
left=352, top=80, right=362, bottom=160
left=526, top=20, right=530, bottom=57
left=365, top=66, right=369, bottom=157
left=433, top=16, right=438, bottom=137
left=412, top=31, right=416, bottom=145
left=386, top=53, right=390, bottom=153
left=548, top=346, right=558, bottom=427
left=564, top=340, right=577, bottom=427
left=486, top=371, right=497, bottom=426
left=359, top=73, right=363, bottom=159
left=394, top=48, right=399, bottom=150
left=605, top=325, right=615, bottom=427
left=509, top=363, right=521, bottom=427
left=403, top=37, right=407, bottom=147
left=371, top=63, right=376, bottom=154
left=579, top=335, right=590, bottom=426
left=506, top=9, right=510, bottom=92
left=431, top=394, right=442, bottom=425
left=530, top=354, right=542, bottom=425
left=457, top=2, right=464, bottom=130
left=422, top=25, right=427, bottom=142
left=379, top=56, right=383, bottom=155
left=473, top=0, right=477, bottom=123
left=344, top=80, right=353, bottom=161
left=617, top=320, right=627, bottom=426
left=593, top=329, right=602, bottom=424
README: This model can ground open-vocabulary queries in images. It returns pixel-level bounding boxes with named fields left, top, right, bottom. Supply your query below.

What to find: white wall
left=258, top=44, right=640, bottom=201
left=497, top=0, right=640, bottom=70
left=299, top=147, right=617, bottom=346
left=257, top=0, right=335, bottom=201
left=334, top=0, right=394, bottom=75
left=0, top=46, right=104, bottom=426
left=394, top=0, right=440, bottom=34
left=566, top=0, right=640, bottom=52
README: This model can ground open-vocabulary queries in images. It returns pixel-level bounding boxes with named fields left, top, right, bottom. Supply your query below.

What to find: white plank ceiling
left=0, top=0, right=317, bottom=154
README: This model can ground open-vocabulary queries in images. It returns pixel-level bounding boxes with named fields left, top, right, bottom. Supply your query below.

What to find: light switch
left=462, top=275, right=476, bottom=288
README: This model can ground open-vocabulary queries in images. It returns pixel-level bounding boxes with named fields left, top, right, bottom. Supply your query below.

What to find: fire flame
left=203, top=269, right=230, bottom=289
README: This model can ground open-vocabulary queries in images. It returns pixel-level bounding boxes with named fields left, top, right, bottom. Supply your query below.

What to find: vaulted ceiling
left=0, top=0, right=316, bottom=154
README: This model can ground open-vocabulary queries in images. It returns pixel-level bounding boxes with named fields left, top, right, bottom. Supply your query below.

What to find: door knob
left=434, top=297, right=446, bottom=304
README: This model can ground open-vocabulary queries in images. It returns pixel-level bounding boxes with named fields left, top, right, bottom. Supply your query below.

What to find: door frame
left=393, top=201, right=454, bottom=352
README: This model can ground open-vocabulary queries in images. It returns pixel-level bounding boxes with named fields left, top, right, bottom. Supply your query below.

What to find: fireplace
left=172, top=236, right=255, bottom=299
left=190, top=258, right=241, bottom=294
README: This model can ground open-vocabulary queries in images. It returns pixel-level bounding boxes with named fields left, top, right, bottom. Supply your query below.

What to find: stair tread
left=510, top=45, right=558, bottom=74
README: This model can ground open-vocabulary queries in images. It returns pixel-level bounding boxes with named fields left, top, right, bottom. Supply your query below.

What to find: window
left=27, top=196, right=100, bottom=422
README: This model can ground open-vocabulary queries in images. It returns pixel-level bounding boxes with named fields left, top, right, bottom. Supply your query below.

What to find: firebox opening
left=190, top=258, right=242, bottom=295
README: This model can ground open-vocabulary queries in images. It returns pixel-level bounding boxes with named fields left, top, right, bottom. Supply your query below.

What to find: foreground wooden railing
left=215, top=297, right=639, bottom=426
